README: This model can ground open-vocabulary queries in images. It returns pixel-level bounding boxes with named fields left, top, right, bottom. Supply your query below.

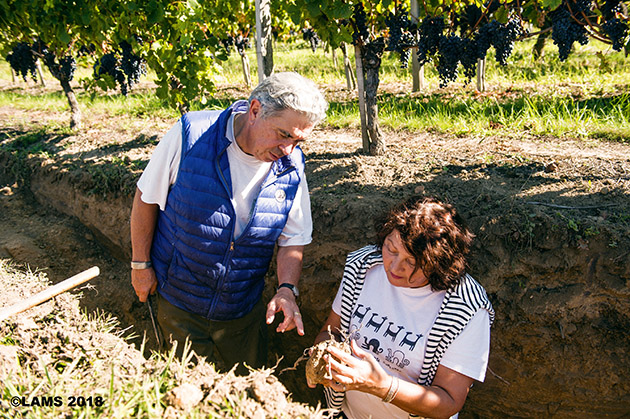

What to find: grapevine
left=235, top=35, right=251, bottom=56
left=302, top=28, right=321, bottom=52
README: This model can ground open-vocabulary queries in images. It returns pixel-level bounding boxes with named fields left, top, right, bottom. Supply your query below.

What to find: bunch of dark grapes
left=436, top=35, right=462, bottom=87
left=94, top=41, right=146, bottom=95
left=493, top=16, right=523, bottom=65
left=235, top=35, right=250, bottom=56
left=385, top=8, right=417, bottom=68
left=549, top=1, right=590, bottom=61
left=94, top=53, right=126, bottom=92
left=602, top=18, right=629, bottom=51
left=6, top=43, right=37, bottom=81
left=474, top=17, right=523, bottom=65
left=352, top=2, right=370, bottom=45
left=221, top=36, right=235, bottom=54
left=475, top=19, right=500, bottom=60
left=417, top=17, right=445, bottom=65
left=59, top=56, right=77, bottom=80
left=459, top=37, right=480, bottom=82
left=302, top=28, right=321, bottom=52
left=601, top=0, right=622, bottom=19
left=120, top=41, right=147, bottom=92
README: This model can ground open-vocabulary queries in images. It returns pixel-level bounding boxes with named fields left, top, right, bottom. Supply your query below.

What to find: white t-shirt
left=331, top=264, right=491, bottom=419
left=137, top=112, right=313, bottom=247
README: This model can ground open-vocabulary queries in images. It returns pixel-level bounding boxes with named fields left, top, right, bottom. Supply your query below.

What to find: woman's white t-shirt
left=137, top=111, right=312, bottom=247
left=331, top=264, right=491, bottom=419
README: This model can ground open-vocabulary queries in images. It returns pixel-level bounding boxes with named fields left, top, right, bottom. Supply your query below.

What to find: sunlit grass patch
left=1, top=37, right=629, bottom=141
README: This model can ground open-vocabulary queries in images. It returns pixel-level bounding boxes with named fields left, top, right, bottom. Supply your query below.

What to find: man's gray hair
left=249, top=72, right=328, bottom=125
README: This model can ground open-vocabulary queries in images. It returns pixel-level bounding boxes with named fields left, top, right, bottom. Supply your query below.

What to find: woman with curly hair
left=308, top=196, right=494, bottom=419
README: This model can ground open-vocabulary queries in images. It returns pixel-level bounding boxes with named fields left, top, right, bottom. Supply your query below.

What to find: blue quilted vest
left=151, top=100, right=304, bottom=320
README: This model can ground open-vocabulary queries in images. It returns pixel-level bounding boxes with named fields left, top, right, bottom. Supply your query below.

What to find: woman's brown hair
left=375, top=196, right=474, bottom=291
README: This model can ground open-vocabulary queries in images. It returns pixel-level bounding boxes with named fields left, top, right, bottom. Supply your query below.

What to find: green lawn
left=2, top=37, right=629, bottom=141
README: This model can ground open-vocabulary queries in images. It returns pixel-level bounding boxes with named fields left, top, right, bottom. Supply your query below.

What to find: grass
left=1, top=36, right=629, bottom=141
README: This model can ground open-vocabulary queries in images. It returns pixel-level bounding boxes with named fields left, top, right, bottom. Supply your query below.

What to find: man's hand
left=131, top=267, right=158, bottom=302
left=130, top=188, right=159, bottom=302
left=266, top=287, right=304, bottom=335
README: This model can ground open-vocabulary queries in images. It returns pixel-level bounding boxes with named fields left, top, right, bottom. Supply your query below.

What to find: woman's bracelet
left=382, top=376, right=399, bottom=403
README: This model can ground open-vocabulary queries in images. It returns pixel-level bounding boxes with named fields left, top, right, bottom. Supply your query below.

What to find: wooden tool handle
left=0, top=266, right=100, bottom=322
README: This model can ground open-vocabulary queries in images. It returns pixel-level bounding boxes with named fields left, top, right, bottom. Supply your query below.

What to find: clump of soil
left=305, top=339, right=351, bottom=386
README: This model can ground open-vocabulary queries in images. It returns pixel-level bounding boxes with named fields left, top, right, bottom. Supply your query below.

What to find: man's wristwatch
left=277, top=283, right=299, bottom=298
left=130, top=261, right=153, bottom=270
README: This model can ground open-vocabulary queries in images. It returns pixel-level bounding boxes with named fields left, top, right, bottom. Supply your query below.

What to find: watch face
left=280, top=283, right=299, bottom=297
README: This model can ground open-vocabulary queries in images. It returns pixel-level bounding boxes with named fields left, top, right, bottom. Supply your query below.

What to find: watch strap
left=277, top=283, right=299, bottom=297
left=130, top=261, right=153, bottom=270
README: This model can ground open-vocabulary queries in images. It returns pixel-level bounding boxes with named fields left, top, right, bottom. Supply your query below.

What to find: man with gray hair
left=130, top=72, right=328, bottom=372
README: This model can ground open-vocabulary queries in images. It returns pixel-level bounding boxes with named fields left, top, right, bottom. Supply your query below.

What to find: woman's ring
left=294, top=311, right=301, bottom=316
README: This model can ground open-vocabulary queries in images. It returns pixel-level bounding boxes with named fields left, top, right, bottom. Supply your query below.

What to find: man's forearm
left=130, top=188, right=159, bottom=261
left=276, top=245, right=304, bottom=287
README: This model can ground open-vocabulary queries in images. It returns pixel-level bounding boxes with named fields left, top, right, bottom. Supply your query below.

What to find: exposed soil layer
left=1, top=101, right=630, bottom=417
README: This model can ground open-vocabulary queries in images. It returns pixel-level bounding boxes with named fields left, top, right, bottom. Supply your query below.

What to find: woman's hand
left=323, top=339, right=391, bottom=398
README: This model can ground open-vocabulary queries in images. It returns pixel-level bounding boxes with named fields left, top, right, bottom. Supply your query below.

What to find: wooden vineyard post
left=240, top=53, right=251, bottom=87
left=477, top=58, right=486, bottom=92
left=341, top=43, right=356, bottom=90
left=36, top=60, right=46, bottom=87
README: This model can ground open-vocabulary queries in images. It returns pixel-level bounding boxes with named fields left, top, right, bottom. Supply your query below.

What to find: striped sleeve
left=325, top=245, right=383, bottom=411
left=418, top=273, right=494, bottom=386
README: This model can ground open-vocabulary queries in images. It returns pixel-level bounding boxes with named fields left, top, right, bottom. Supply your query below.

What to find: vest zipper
left=209, top=146, right=236, bottom=318
left=260, top=165, right=295, bottom=189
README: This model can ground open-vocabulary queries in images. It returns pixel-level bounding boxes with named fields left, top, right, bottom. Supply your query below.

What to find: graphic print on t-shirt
left=349, top=303, right=423, bottom=373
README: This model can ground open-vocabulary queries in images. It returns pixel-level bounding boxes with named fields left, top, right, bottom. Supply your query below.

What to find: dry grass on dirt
left=0, top=261, right=327, bottom=418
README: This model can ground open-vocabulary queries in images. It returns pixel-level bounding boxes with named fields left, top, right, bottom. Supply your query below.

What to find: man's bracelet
left=130, top=261, right=153, bottom=270
left=382, top=376, right=399, bottom=403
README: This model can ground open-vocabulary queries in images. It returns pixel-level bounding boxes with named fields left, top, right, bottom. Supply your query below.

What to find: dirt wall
left=17, top=169, right=629, bottom=418
left=2, top=128, right=630, bottom=417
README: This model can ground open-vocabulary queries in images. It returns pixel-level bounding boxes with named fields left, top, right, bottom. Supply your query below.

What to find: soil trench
left=1, top=125, right=630, bottom=418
